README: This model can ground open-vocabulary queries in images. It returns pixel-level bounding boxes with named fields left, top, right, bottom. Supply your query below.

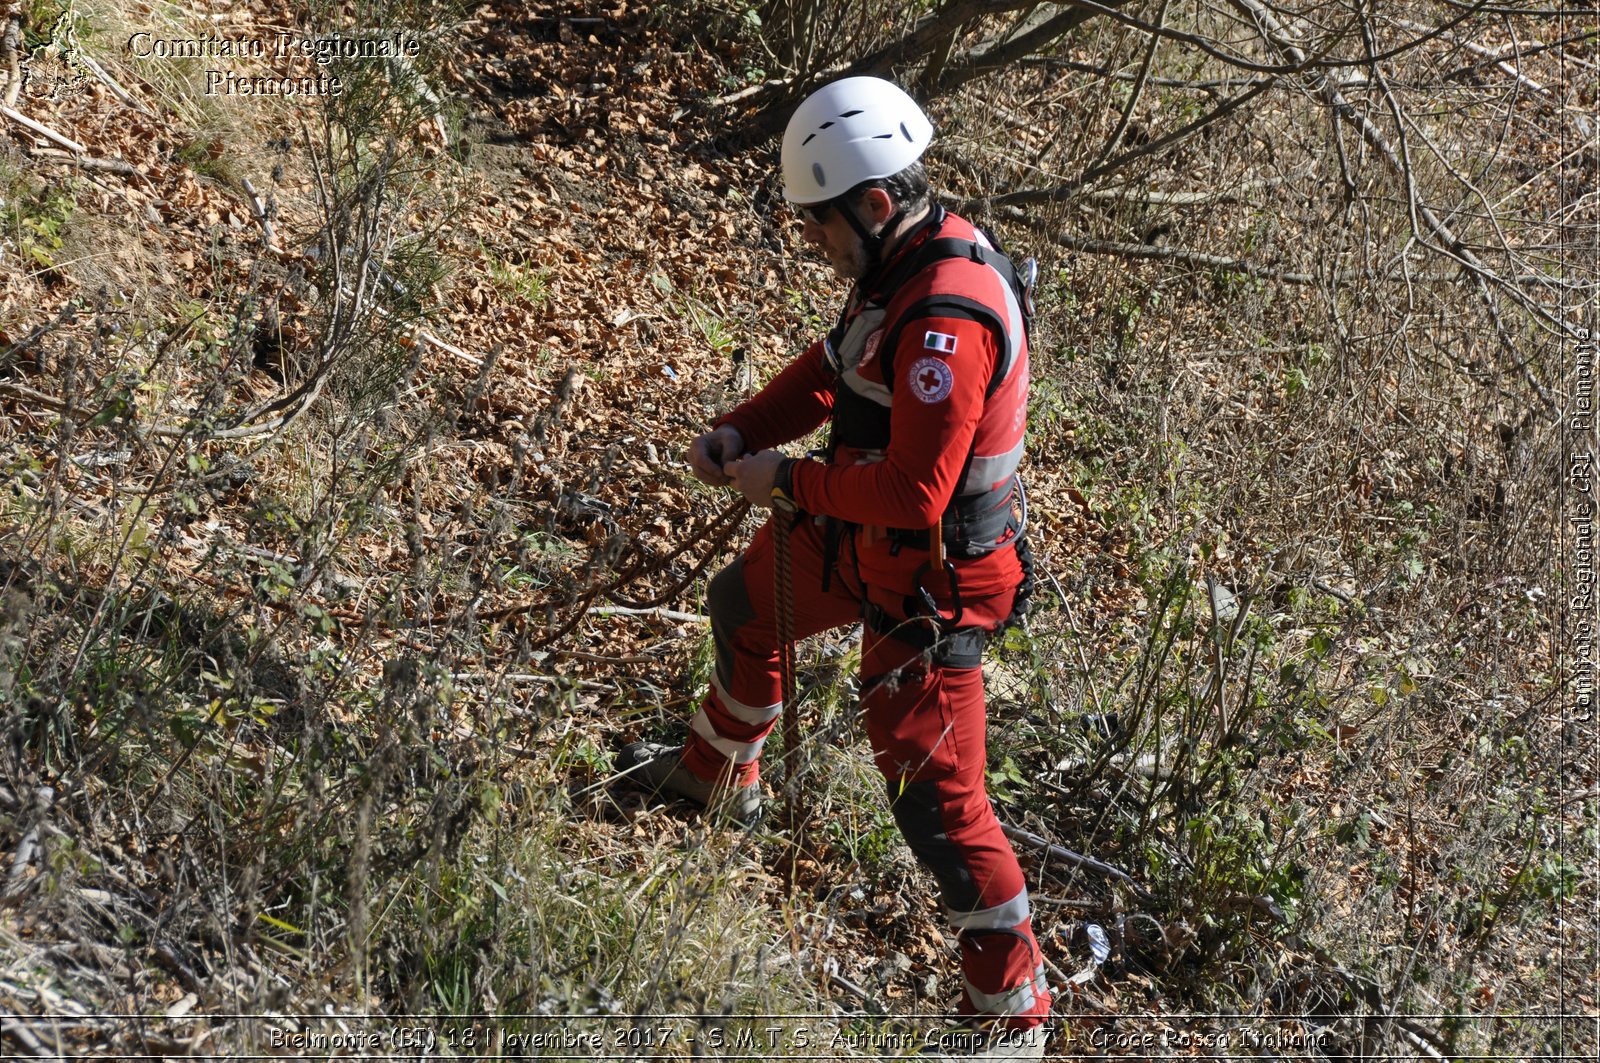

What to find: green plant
left=2, top=179, right=76, bottom=270
left=986, top=754, right=1030, bottom=806
left=484, top=251, right=552, bottom=305
left=22, top=0, right=70, bottom=50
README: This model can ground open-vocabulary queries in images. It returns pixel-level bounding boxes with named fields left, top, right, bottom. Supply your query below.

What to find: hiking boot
left=921, top=1024, right=1047, bottom=1061
left=617, top=741, right=763, bottom=827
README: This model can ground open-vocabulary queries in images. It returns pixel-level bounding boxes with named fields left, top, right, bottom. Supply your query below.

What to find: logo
left=909, top=356, right=954, bottom=404
left=861, top=328, right=884, bottom=368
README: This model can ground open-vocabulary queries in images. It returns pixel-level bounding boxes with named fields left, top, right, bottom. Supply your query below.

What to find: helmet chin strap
left=837, top=198, right=905, bottom=276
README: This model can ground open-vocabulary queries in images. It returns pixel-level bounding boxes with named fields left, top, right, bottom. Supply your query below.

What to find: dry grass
left=1, top=0, right=1592, bottom=1059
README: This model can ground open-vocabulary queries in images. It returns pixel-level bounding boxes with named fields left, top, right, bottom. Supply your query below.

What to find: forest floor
left=0, top=0, right=1592, bottom=1060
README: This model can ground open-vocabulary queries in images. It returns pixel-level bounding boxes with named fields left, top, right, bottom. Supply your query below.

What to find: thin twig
left=1028, top=224, right=1581, bottom=290
left=1079, top=176, right=1294, bottom=206
left=1390, top=15, right=1551, bottom=96
left=1091, top=0, right=1169, bottom=170
left=1229, top=0, right=1564, bottom=415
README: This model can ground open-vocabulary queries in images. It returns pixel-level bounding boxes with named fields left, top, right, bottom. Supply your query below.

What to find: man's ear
left=861, top=186, right=897, bottom=228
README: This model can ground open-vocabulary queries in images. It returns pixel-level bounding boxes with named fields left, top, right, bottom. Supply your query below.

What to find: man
left=620, top=77, right=1049, bottom=1059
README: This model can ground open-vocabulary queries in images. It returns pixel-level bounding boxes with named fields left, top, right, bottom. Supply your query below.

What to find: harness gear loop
left=770, top=487, right=807, bottom=856
left=913, top=559, right=965, bottom=631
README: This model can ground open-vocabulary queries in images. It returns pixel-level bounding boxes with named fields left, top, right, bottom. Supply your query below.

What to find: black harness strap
left=863, top=599, right=987, bottom=670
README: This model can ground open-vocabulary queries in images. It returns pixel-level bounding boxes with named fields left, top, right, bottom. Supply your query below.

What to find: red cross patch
left=908, top=356, right=954, bottom=404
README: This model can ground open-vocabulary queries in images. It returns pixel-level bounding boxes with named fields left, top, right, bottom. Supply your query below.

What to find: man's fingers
left=690, top=438, right=730, bottom=485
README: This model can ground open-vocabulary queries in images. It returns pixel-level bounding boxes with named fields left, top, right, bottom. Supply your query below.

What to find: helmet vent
left=872, top=133, right=894, bottom=140
left=819, top=121, right=835, bottom=129
left=802, top=133, right=817, bottom=145
left=839, top=109, right=862, bottom=118
left=812, top=162, right=827, bottom=188
left=900, top=122, right=913, bottom=140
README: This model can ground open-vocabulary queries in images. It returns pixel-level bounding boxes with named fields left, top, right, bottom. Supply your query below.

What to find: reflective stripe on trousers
left=681, top=515, right=1050, bottom=1027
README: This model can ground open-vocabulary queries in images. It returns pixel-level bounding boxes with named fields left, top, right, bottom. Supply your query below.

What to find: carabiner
left=912, top=559, right=964, bottom=630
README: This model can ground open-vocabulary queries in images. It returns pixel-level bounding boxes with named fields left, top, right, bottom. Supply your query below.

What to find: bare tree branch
left=713, top=0, right=1038, bottom=139
left=921, top=1, right=1138, bottom=97
left=1228, top=0, right=1565, bottom=416
left=1003, top=226, right=1568, bottom=287
left=1088, top=0, right=1169, bottom=170
left=967, top=73, right=1281, bottom=211
left=1437, top=26, right=1600, bottom=83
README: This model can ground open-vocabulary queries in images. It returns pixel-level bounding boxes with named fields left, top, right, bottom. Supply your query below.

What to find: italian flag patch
left=923, top=330, right=958, bottom=354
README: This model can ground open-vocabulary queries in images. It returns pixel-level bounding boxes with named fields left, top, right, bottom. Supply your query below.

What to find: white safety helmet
left=781, top=76, right=934, bottom=205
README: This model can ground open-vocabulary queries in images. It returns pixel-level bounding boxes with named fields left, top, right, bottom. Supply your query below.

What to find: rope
left=473, top=497, right=751, bottom=651
left=183, top=497, right=753, bottom=654
left=771, top=497, right=806, bottom=858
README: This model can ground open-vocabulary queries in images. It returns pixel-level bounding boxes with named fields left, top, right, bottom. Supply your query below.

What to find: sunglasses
left=796, top=200, right=838, bottom=225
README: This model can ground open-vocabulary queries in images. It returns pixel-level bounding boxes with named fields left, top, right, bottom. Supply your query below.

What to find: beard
left=830, top=239, right=869, bottom=280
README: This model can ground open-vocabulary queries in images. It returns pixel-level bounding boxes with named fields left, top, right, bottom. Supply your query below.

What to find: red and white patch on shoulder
left=908, top=356, right=954, bottom=404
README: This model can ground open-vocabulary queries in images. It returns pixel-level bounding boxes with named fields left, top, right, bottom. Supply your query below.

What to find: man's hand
left=724, top=449, right=786, bottom=509
left=689, top=425, right=746, bottom=486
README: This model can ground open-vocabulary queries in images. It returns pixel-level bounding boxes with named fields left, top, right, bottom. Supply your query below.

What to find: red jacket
left=719, top=209, right=1027, bottom=602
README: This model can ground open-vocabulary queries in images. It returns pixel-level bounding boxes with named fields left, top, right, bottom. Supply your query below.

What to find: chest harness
left=820, top=209, right=1039, bottom=664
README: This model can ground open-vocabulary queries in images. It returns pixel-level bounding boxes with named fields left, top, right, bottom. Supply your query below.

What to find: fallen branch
left=590, top=604, right=709, bottom=624
left=0, top=1014, right=55, bottom=1058
left=1, top=4, right=20, bottom=109
left=1, top=104, right=86, bottom=153
left=72, top=49, right=157, bottom=116
left=449, top=672, right=617, bottom=692
left=825, top=970, right=885, bottom=1014
left=414, top=326, right=485, bottom=368
left=27, top=146, right=137, bottom=176
left=0, top=380, right=69, bottom=412
left=1, top=825, right=38, bottom=903
left=999, top=821, right=1153, bottom=901
left=239, top=176, right=280, bottom=250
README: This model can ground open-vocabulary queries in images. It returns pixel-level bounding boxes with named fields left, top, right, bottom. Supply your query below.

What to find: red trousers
left=681, top=513, right=1050, bottom=1027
